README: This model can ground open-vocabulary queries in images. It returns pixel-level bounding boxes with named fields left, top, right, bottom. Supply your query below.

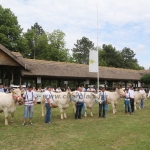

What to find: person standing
left=99, top=87, right=107, bottom=118
left=139, top=87, right=145, bottom=108
left=124, top=89, right=132, bottom=114
left=22, top=85, right=37, bottom=126
left=0, top=85, right=4, bottom=92
left=56, top=87, right=62, bottom=93
left=44, top=86, right=53, bottom=124
left=75, top=87, right=84, bottom=119
left=128, top=86, right=135, bottom=113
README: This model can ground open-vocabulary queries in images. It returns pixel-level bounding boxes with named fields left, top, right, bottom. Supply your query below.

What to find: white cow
left=71, top=91, right=99, bottom=117
left=41, top=91, right=71, bottom=119
left=0, top=89, right=22, bottom=125
left=106, top=89, right=125, bottom=113
left=134, top=91, right=147, bottom=110
left=93, top=88, right=125, bottom=114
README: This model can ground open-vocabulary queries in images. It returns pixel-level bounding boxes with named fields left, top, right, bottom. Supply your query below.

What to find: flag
left=89, top=50, right=98, bottom=72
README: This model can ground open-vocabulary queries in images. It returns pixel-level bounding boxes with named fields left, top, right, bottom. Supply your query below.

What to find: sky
left=0, top=0, right=150, bottom=69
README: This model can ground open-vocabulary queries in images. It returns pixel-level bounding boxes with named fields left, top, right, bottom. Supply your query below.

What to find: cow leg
left=114, top=103, right=117, bottom=113
left=11, top=112, right=14, bottom=123
left=3, top=108, right=8, bottom=125
left=134, top=102, right=137, bottom=111
left=84, top=104, right=87, bottom=117
left=63, top=109, right=67, bottom=119
left=58, top=106, right=64, bottom=119
left=90, top=108, right=93, bottom=116
left=42, top=103, right=45, bottom=117
left=111, top=102, right=115, bottom=114
left=73, top=103, right=76, bottom=113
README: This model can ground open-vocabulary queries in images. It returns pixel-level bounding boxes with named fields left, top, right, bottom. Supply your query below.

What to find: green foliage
left=23, top=23, right=48, bottom=59
left=46, top=30, right=70, bottom=62
left=140, top=74, right=150, bottom=86
left=72, top=37, right=94, bottom=64
left=0, top=5, right=23, bottom=51
left=121, top=47, right=144, bottom=70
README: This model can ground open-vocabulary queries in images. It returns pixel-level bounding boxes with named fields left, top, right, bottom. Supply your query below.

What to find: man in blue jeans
left=44, top=86, right=53, bottom=124
left=99, top=87, right=107, bottom=118
left=75, top=87, right=84, bottom=119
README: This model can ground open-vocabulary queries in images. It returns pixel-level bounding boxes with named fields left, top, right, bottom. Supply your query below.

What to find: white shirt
left=128, top=89, right=134, bottom=98
left=44, top=90, right=53, bottom=103
left=82, top=87, right=86, bottom=92
left=56, top=88, right=62, bottom=92
left=76, top=91, right=83, bottom=102
left=139, top=89, right=145, bottom=94
left=125, top=92, right=130, bottom=100
left=23, top=90, right=37, bottom=106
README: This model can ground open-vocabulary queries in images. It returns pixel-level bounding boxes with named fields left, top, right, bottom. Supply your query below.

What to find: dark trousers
left=130, top=98, right=134, bottom=112
left=99, top=101, right=106, bottom=117
left=75, top=102, right=83, bottom=119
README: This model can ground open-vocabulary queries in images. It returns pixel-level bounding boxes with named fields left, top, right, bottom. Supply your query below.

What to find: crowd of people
left=1, top=84, right=150, bottom=126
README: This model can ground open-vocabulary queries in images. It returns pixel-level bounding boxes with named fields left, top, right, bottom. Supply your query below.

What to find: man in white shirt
left=99, top=87, right=108, bottom=118
left=44, top=86, right=53, bottom=124
left=139, top=87, right=145, bottom=108
left=56, top=87, right=62, bottom=93
left=81, top=86, right=86, bottom=92
left=22, top=85, right=37, bottom=126
left=75, top=87, right=84, bottom=119
left=128, top=86, right=135, bottom=112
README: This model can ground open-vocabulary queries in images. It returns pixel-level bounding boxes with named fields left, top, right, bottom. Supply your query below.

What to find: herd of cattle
left=0, top=88, right=148, bottom=125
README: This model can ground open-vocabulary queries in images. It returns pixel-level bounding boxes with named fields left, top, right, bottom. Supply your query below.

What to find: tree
left=140, top=74, right=150, bottom=87
left=121, top=47, right=144, bottom=70
left=0, top=5, right=23, bottom=51
left=72, top=37, right=94, bottom=64
left=100, top=44, right=124, bottom=68
left=24, top=23, right=48, bottom=59
left=45, top=30, right=69, bottom=62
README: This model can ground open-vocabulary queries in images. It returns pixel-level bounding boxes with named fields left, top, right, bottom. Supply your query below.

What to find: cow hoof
left=11, top=121, right=14, bottom=123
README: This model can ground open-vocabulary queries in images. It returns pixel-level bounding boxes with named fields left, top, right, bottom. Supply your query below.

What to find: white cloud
left=1, top=0, right=150, bottom=69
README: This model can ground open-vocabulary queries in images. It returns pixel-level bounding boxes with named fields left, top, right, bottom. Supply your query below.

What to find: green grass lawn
left=1, top=98, right=150, bottom=150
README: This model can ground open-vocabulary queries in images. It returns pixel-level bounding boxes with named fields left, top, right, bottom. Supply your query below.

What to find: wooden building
left=0, top=44, right=149, bottom=88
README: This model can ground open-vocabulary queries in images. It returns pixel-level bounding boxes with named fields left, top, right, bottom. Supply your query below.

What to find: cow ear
left=11, top=89, right=14, bottom=93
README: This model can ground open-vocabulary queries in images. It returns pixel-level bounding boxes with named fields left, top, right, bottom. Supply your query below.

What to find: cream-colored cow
left=0, top=89, right=22, bottom=125
left=41, top=91, right=71, bottom=119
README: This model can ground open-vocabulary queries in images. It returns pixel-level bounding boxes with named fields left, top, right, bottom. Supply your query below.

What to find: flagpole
left=97, top=4, right=99, bottom=93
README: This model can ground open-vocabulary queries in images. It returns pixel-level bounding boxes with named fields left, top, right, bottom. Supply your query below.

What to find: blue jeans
left=124, top=99, right=132, bottom=113
left=140, top=99, right=144, bottom=108
left=45, top=103, right=52, bottom=123
left=75, top=102, right=83, bottom=119
left=99, top=101, right=106, bottom=117
left=23, top=105, right=34, bottom=118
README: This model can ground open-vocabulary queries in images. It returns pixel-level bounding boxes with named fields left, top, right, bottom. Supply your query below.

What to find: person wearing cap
left=124, top=89, right=132, bottom=114
left=128, top=86, right=135, bottom=112
left=139, top=87, right=146, bottom=108
left=22, top=85, right=37, bottom=126
left=44, top=86, right=53, bottom=124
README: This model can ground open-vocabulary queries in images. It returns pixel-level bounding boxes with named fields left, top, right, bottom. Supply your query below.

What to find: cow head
left=116, top=88, right=125, bottom=97
left=69, top=91, right=79, bottom=102
left=12, top=89, right=22, bottom=103
left=91, top=92, right=103, bottom=104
